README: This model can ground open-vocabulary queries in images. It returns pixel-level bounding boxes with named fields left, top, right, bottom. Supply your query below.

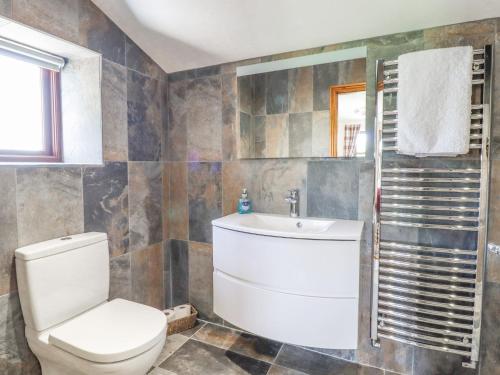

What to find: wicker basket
left=166, top=305, right=198, bottom=335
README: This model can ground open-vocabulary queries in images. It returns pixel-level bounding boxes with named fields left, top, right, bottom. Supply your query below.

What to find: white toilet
left=15, top=232, right=167, bottom=375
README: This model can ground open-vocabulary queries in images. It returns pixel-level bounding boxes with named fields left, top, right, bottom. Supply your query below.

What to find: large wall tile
left=189, top=242, right=217, bottom=321
left=222, top=73, right=238, bottom=161
left=255, top=159, right=307, bottom=215
left=289, top=112, right=312, bottom=157
left=252, top=73, right=267, bottom=116
left=167, top=80, right=188, bottom=161
left=78, top=1, right=125, bottom=65
left=168, top=162, right=189, bottom=240
left=222, top=160, right=257, bottom=216
left=125, top=36, right=163, bottom=80
left=186, top=77, right=222, bottom=161
left=127, top=70, right=162, bottom=161
left=307, top=160, right=359, bottom=220
left=163, top=240, right=172, bottom=307
left=312, top=110, right=331, bottom=157
left=102, top=60, right=128, bottom=161
left=0, top=169, right=17, bottom=295
left=12, top=0, right=79, bottom=43
left=83, top=162, right=129, bottom=257
left=266, top=70, right=289, bottom=114
left=487, top=159, right=500, bottom=283
left=188, top=162, right=222, bottom=243
left=288, top=67, right=313, bottom=113
left=131, top=243, right=163, bottom=309
left=239, top=112, right=255, bottom=159
left=0, top=0, right=11, bottom=17
left=479, top=282, right=500, bottom=375
left=109, top=253, right=131, bottom=300
left=313, top=59, right=366, bottom=111
left=16, top=167, right=83, bottom=247
left=413, top=347, right=476, bottom=375
left=423, top=19, right=496, bottom=49
left=162, top=163, right=170, bottom=241
left=265, top=114, right=289, bottom=158
left=0, top=293, right=40, bottom=374
left=128, top=162, right=162, bottom=251
left=169, top=239, right=189, bottom=306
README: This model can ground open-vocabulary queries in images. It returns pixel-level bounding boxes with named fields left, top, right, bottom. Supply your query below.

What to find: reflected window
left=330, top=83, right=366, bottom=157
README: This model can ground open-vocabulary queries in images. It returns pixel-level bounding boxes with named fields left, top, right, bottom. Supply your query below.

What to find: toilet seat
left=47, top=298, right=167, bottom=363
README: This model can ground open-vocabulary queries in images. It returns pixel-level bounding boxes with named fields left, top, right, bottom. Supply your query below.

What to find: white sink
left=212, top=212, right=364, bottom=349
left=212, top=212, right=363, bottom=240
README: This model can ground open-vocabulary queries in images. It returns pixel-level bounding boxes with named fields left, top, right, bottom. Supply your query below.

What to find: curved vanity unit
left=212, top=213, right=364, bottom=349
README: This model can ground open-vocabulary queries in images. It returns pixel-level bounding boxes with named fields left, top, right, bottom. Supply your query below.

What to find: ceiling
left=91, top=0, right=500, bottom=73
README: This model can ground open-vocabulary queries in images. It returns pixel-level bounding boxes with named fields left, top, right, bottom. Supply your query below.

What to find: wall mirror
left=236, top=48, right=367, bottom=159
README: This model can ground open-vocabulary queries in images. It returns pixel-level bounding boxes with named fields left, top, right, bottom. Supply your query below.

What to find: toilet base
left=27, top=328, right=165, bottom=375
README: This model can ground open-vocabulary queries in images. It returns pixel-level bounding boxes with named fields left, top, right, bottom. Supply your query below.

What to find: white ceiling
left=91, top=0, right=500, bottom=73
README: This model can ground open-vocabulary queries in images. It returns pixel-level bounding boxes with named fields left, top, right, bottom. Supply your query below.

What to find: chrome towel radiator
left=371, top=45, right=493, bottom=369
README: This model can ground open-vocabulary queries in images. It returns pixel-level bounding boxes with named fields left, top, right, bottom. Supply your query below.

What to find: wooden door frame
left=329, top=82, right=366, bottom=157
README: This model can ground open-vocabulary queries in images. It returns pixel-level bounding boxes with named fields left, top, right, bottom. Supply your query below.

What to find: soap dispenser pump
left=237, top=188, right=253, bottom=214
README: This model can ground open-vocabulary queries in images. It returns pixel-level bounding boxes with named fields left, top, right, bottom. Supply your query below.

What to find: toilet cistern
left=285, top=189, right=299, bottom=218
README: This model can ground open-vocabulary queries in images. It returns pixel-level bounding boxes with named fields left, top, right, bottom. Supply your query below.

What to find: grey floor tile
left=179, top=320, right=206, bottom=337
left=193, top=323, right=240, bottom=349
left=228, top=332, right=283, bottom=363
left=275, top=345, right=383, bottom=375
left=160, top=339, right=270, bottom=375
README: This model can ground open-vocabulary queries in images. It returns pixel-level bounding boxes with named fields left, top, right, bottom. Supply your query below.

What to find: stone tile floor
left=148, top=321, right=396, bottom=375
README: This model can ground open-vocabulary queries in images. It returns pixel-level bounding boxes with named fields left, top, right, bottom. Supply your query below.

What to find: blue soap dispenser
left=237, top=188, right=253, bottom=214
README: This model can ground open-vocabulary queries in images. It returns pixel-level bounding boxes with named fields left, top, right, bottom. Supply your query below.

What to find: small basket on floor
left=166, top=305, right=198, bottom=335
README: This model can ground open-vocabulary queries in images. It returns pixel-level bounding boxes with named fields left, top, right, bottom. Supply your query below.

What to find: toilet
left=15, top=232, right=167, bottom=375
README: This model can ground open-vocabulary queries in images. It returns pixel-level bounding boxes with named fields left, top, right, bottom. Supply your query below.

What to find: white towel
left=397, top=46, right=473, bottom=156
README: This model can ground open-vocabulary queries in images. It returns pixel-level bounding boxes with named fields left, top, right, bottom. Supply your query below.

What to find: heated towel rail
left=371, top=45, right=493, bottom=369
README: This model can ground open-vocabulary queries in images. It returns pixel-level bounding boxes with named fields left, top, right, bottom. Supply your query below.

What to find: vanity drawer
left=213, top=227, right=360, bottom=298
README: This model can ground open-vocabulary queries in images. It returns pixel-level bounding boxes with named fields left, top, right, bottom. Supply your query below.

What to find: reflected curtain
left=344, top=124, right=361, bottom=157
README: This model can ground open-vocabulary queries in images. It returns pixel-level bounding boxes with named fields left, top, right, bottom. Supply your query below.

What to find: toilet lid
left=48, top=298, right=167, bottom=363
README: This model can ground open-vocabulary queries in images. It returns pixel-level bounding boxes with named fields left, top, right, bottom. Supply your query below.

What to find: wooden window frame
left=0, top=69, right=62, bottom=162
left=329, top=82, right=366, bottom=157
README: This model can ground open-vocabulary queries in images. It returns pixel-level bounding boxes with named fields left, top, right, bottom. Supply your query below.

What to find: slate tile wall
left=165, top=18, right=500, bottom=375
left=0, top=1, right=168, bottom=373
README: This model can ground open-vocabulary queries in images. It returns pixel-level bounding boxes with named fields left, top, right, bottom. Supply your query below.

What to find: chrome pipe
left=381, top=177, right=480, bottom=184
left=379, top=259, right=477, bottom=275
left=378, top=291, right=475, bottom=312
left=383, top=105, right=483, bottom=115
left=379, top=266, right=476, bottom=284
left=382, top=194, right=480, bottom=203
left=377, top=333, right=472, bottom=357
left=381, top=168, right=481, bottom=174
left=381, top=203, right=479, bottom=213
left=382, top=185, right=480, bottom=193
left=380, top=241, right=477, bottom=256
left=379, top=283, right=476, bottom=302
left=381, top=220, right=479, bottom=231
left=378, top=300, right=474, bottom=321
left=378, top=316, right=473, bottom=338
left=380, top=211, right=479, bottom=223
left=379, top=250, right=477, bottom=265
left=378, top=274, right=476, bottom=293
left=382, top=144, right=483, bottom=151
left=378, top=308, right=474, bottom=330
left=378, top=326, right=472, bottom=348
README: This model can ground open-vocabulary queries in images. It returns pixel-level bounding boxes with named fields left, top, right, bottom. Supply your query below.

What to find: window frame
left=0, top=68, right=62, bottom=163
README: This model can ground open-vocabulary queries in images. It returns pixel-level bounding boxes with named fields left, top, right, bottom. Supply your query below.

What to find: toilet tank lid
left=15, top=232, right=107, bottom=261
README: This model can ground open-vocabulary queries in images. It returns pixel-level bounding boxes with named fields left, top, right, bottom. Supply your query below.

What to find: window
left=0, top=38, right=64, bottom=162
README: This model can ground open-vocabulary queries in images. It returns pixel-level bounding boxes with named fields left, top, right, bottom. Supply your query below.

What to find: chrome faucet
left=285, top=189, right=300, bottom=218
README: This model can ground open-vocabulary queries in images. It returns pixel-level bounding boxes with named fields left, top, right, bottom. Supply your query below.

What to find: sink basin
left=212, top=212, right=363, bottom=240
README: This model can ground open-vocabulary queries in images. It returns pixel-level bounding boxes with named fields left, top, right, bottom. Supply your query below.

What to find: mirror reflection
left=237, top=57, right=366, bottom=159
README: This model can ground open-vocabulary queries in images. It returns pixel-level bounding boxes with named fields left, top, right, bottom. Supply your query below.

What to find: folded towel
left=397, top=46, right=473, bottom=156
